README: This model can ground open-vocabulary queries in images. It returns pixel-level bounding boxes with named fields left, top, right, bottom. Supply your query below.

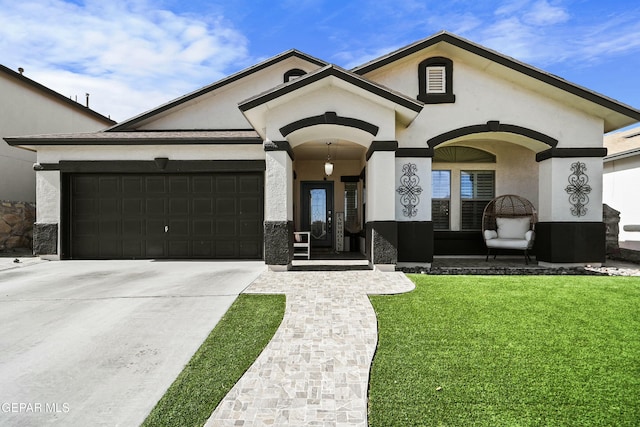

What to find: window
left=460, top=171, right=495, bottom=230
left=432, top=170, right=451, bottom=230
left=344, top=182, right=360, bottom=232
left=418, top=57, right=455, bottom=103
left=284, top=68, right=306, bottom=83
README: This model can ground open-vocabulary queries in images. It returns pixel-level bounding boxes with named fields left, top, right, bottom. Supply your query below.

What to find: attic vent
left=426, top=66, right=446, bottom=94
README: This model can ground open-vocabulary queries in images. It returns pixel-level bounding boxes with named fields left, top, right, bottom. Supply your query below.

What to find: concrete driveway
left=0, top=259, right=265, bottom=426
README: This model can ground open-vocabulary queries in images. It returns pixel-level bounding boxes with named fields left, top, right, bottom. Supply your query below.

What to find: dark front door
left=301, top=181, right=334, bottom=249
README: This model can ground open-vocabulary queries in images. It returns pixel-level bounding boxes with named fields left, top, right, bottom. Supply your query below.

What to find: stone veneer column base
left=33, top=223, right=58, bottom=256
left=264, top=221, right=293, bottom=269
left=366, top=221, right=398, bottom=267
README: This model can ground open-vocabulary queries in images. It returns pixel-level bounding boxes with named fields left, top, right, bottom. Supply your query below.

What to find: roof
left=352, top=31, right=640, bottom=130
left=107, top=50, right=328, bottom=132
left=604, top=126, right=640, bottom=161
left=239, top=64, right=423, bottom=113
left=0, top=64, right=116, bottom=125
left=4, top=130, right=261, bottom=149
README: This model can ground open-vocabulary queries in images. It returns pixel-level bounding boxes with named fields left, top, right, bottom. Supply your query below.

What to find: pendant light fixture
left=324, top=142, right=334, bottom=176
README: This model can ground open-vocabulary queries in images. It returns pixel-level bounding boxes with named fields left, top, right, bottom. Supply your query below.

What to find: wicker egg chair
left=482, top=194, right=537, bottom=264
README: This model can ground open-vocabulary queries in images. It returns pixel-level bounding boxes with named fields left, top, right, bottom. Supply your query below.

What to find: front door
left=301, top=181, right=334, bottom=249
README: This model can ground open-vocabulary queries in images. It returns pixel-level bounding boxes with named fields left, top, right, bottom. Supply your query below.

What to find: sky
left=1, top=0, right=639, bottom=127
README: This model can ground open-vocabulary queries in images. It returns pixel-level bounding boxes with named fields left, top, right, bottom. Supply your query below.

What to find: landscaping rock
left=0, top=201, right=35, bottom=252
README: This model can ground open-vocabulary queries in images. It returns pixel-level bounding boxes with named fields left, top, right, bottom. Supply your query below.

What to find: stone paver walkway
left=205, top=270, right=414, bottom=427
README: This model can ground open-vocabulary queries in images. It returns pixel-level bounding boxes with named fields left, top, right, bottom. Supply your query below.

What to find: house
left=0, top=64, right=116, bottom=203
left=603, top=127, right=640, bottom=248
left=5, top=32, right=640, bottom=269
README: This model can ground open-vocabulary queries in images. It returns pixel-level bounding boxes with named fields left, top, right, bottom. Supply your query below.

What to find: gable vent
left=426, top=66, right=446, bottom=94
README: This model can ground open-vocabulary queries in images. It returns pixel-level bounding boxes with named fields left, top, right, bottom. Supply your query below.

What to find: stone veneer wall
left=603, top=204, right=620, bottom=256
left=0, top=200, right=35, bottom=251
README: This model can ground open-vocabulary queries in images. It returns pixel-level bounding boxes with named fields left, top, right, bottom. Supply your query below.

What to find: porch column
left=395, top=149, right=434, bottom=267
left=264, top=141, right=294, bottom=271
left=34, top=169, right=61, bottom=259
left=535, top=148, right=607, bottom=266
left=365, top=141, right=398, bottom=271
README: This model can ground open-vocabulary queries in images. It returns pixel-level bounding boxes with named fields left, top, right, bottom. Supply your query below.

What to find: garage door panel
left=192, top=176, right=213, bottom=193
left=193, top=199, right=213, bottom=215
left=216, top=198, right=236, bottom=215
left=122, top=177, right=144, bottom=193
left=146, top=219, right=166, bottom=236
left=74, top=198, right=97, bottom=215
left=123, top=219, right=144, bottom=235
left=68, top=173, right=263, bottom=259
left=215, top=241, right=237, bottom=257
left=99, top=220, right=119, bottom=235
left=146, top=240, right=165, bottom=257
left=169, top=219, right=189, bottom=235
left=193, top=220, right=213, bottom=235
left=122, top=241, right=143, bottom=258
left=216, top=177, right=237, bottom=193
left=73, top=219, right=97, bottom=236
left=239, top=241, right=261, bottom=258
left=100, top=199, right=120, bottom=215
left=123, top=199, right=143, bottom=215
left=99, top=240, right=119, bottom=257
left=240, top=198, right=261, bottom=215
left=169, top=241, right=189, bottom=257
left=146, top=177, right=166, bottom=193
left=192, top=241, right=213, bottom=257
left=73, top=176, right=98, bottom=194
left=170, top=198, right=189, bottom=215
left=239, top=176, right=261, bottom=193
left=239, top=219, right=261, bottom=236
left=216, top=219, right=237, bottom=235
left=99, top=177, right=120, bottom=193
left=146, top=198, right=166, bottom=215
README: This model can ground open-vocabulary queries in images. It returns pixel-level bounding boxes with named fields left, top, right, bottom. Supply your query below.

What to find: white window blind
left=461, top=171, right=495, bottom=230
left=426, top=66, right=446, bottom=94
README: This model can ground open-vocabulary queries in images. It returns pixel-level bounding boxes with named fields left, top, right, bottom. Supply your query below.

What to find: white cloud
left=523, top=0, right=569, bottom=26
left=0, top=0, right=249, bottom=121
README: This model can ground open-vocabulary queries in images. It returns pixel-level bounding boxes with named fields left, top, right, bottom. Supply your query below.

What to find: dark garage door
left=66, top=173, right=263, bottom=259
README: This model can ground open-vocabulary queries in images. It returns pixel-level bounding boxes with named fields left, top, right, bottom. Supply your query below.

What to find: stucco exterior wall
left=604, top=155, right=640, bottom=242
left=367, top=50, right=604, bottom=150
left=0, top=74, right=112, bottom=202
left=265, top=85, right=396, bottom=143
left=538, top=157, right=603, bottom=222
left=137, top=57, right=324, bottom=131
left=395, top=157, right=431, bottom=222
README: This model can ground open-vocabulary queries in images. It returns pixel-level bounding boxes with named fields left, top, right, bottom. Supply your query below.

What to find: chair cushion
left=496, top=216, right=531, bottom=239
left=485, top=238, right=530, bottom=250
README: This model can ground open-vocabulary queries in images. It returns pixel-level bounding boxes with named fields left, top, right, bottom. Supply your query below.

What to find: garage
left=64, top=172, right=264, bottom=259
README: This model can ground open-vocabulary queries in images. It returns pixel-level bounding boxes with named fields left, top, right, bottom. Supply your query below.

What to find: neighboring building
left=603, top=127, right=640, bottom=244
left=5, top=32, right=640, bottom=268
left=0, top=64, right=115, bottom=202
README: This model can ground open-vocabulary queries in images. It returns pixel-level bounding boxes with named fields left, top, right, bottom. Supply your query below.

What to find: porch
left=291, top=253, right=640, bottom=275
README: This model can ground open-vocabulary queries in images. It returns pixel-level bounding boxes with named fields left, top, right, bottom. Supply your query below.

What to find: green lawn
left=141, top=294, right=285, bottom=427
left=369, top=275, right=640, bottom=427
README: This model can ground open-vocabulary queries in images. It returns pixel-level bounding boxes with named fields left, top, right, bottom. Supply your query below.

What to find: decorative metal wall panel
left=396, top=163, right=423, bottom=218
left=565, top=162, right=591, bottom=217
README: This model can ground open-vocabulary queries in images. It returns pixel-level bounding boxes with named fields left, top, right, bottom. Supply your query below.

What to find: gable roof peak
left=107, top=48, right=328, bottom=132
